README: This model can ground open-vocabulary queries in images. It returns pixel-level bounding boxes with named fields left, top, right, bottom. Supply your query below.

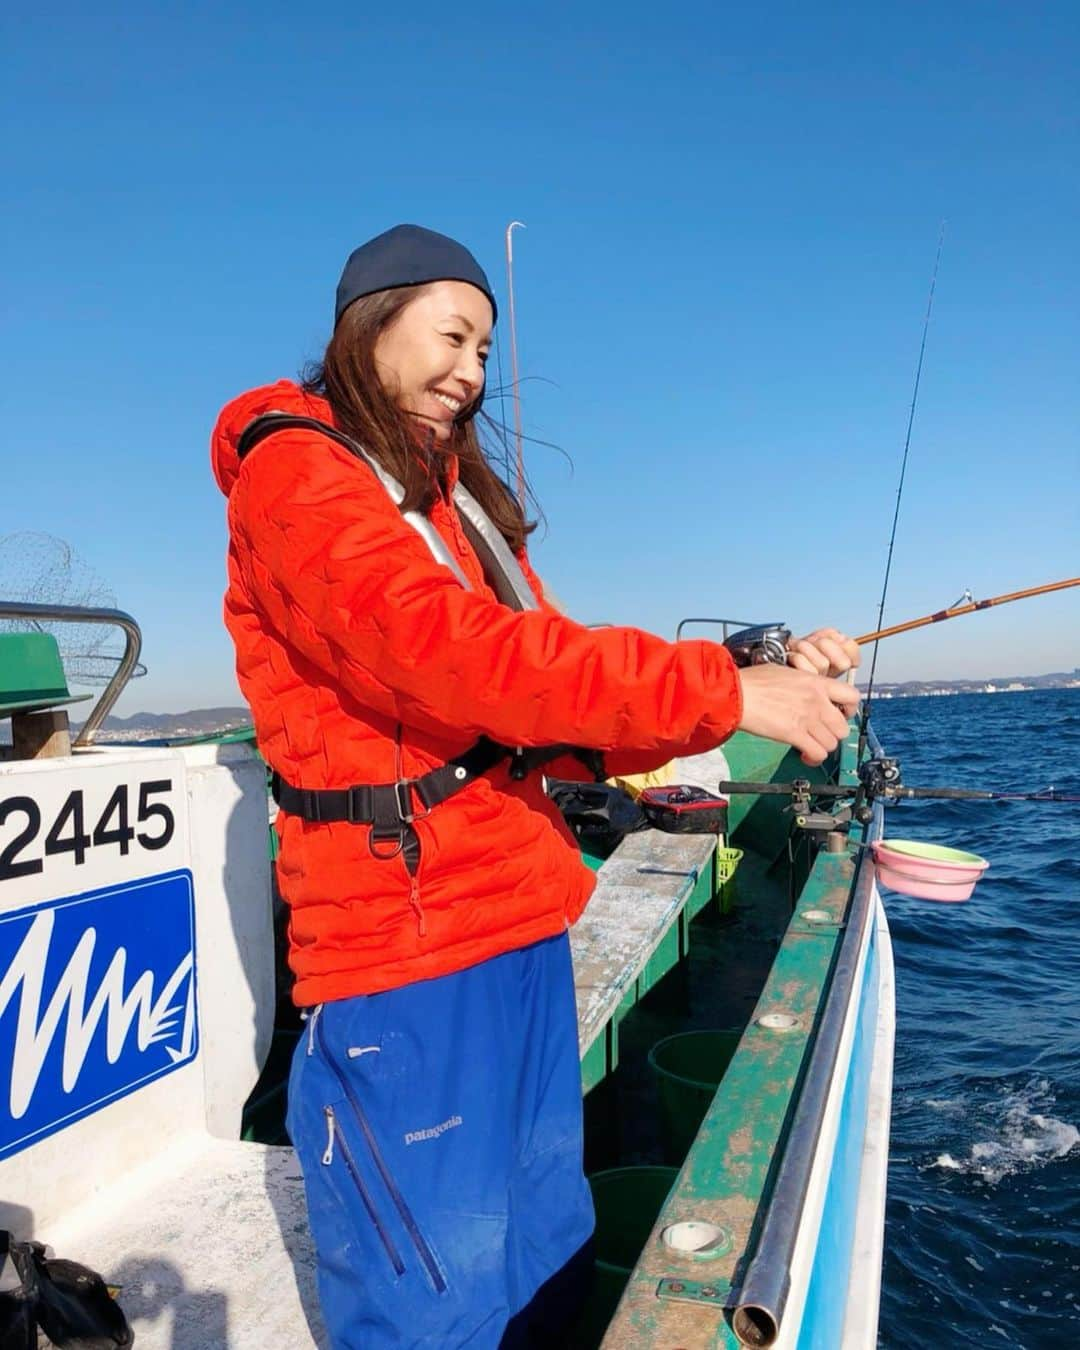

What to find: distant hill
left=73, top=706, right=251, bottom=740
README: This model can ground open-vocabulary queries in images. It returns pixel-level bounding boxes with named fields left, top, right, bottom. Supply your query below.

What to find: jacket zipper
left=322, top=1106, right=405, bottom=1276
left=395, top=725, right=428, bottom=938
left=316, top=1015, right=447, bottom=1293
left=407, top=875, right=427, bottom=936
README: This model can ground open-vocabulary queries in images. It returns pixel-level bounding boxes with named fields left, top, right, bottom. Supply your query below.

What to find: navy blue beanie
left=334, top=224, right=497, bottom=327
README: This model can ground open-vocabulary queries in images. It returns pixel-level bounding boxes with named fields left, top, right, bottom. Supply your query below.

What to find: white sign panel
left=0, top=752, right=197, bottom=1158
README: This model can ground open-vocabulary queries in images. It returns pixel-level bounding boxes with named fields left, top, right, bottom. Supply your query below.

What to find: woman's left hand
left=786, top=627, right=861, bottom=677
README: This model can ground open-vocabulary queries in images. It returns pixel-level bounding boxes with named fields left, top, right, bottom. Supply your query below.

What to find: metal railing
left=730, top=798, right=884, bottom=1346
left=675, top=616, right=765, bottom=641
left=0, top=602, right=142, bottom=747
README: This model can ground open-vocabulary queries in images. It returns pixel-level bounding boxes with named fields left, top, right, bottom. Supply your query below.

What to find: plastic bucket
left=715, top=846, right=743, bottom=914
left=587, top=1166, right=678, bottom=1322
left=648, top=1029, right=742, bottom=1161
left=872, top=838, right=989, bottom=902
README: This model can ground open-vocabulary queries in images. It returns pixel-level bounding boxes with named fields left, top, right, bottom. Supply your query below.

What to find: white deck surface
left=51, top=1135, right=328, bottom=1350
left=47, top=825, right=720, bottom=1349
left=25, top=742, right=731, bottom=1349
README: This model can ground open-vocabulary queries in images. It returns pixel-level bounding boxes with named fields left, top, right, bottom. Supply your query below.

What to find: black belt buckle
left=368, top=780, right=426, bottom=860
left=368, top=782, right=405, bottom=857
left=399, top=778, right=432, bottom=824
left=345, top=784, right=371, bottom=825
left=394, top=779, right=414, bottom=825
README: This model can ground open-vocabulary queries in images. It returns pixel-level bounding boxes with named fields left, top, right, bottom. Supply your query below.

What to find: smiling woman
left=372, top=282, right=492, bottom=439
left=208, top=221, right=861, bottom=1350
left=300, top=227, right=528, bottom=550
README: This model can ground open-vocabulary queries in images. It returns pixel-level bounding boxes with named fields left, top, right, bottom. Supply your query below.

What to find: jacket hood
left=211, top=378, right=465, bottom=500
left=211, top=380, right=330, bottom=498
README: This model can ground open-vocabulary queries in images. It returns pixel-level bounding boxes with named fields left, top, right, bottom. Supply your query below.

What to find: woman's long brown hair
left=302, top=287, right=536, bottom=552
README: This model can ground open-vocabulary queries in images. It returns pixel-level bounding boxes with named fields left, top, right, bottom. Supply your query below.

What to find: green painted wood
left=639, top=921, right=681, bottom=995
left=581, top=1032, right=609, bottom=1095
left=601, top=844, right=856, bottom=1348
left=722, top=724, right=856, bottom=862
left=683, top=864, right=716, bottom=924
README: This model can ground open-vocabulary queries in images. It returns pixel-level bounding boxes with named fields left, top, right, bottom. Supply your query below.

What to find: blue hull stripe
left=797, top=917, right=881, bottom=1347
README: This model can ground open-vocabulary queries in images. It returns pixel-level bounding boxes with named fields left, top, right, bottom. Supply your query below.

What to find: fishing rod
left=853, top=577, right=1080, bottom=645
left=715, top=759, right=1080, bottom=838
left=718, top=575, right=1079, bottom=668
left=716, top=779, right=1080, bottom=805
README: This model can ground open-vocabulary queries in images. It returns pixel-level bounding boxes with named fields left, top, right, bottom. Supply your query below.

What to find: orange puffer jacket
left=211, top=380, right=744, bottom=1004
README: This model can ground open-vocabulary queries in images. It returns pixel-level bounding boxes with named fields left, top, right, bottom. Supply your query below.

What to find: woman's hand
left=737, top=663, right=861, bottom=767
left=786, top=627, right=861, bottom=678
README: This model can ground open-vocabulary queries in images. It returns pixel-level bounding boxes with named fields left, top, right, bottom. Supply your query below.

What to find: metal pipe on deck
left=731, top=803, right=882, bottom=1347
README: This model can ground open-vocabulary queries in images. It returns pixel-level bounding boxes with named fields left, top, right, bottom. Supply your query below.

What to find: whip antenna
left=505, top=221, right=527, bottom=509
left=860, top=223, right=946, bottom=745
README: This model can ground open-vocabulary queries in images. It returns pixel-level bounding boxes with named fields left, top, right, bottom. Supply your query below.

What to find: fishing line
left=858, top=222, right=946, bottom=757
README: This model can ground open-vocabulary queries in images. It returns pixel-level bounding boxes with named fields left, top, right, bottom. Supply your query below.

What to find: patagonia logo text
left=404, top=1114, right=463, bottom=1146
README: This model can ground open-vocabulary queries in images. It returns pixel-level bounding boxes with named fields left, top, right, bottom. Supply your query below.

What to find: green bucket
left=586, top=1165, right=678, bottom=1326
left=648, top=1029, right=742, bottom=1161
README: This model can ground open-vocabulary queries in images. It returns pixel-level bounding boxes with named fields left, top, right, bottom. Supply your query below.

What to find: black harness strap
left=237, top=412, right=368, bottom=464
left=271, top=737, right=510, bottom=829
left=242, top=413, right=608, bottom=855
left=272, top=739, right=605, bottom=859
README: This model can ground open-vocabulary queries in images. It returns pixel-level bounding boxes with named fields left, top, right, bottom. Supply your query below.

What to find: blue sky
left=3, top=2, right=1077, bottom=715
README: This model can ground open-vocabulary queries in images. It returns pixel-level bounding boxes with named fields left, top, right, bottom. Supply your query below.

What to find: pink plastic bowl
left=871, top=838, right=990, bottom=902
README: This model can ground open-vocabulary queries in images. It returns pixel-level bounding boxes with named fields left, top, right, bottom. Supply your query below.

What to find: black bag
left=546, top=780, right=648, bottom=859
left=0, top=1232, right=133, bottom=1350
left=639, top=785, right=729, bottom=836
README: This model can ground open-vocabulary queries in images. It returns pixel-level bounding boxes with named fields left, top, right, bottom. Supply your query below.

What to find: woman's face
left=373, top=281, right=493, bottom=442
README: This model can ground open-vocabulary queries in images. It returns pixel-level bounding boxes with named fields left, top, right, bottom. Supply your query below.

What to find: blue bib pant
left=287, top=933, right=595, bottom=1349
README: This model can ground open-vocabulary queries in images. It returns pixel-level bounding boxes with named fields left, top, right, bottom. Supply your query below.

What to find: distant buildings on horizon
left=858, top=670, right=1080, bottom=699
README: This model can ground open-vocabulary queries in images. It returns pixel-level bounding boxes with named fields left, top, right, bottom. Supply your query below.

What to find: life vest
left=236, top=413, right=603, bottom=874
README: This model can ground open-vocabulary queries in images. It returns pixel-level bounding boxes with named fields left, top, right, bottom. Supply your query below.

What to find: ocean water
left=870, top=688, right=1080, bottom=1349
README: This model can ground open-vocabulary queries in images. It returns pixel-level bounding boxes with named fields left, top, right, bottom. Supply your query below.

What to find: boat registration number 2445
left=0, top=761, right=195, bottom=1160
left=0, top=781, right=176, bottom=882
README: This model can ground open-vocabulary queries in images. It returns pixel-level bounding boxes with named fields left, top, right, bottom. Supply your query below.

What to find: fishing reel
left=722, top=623, right=791, bottom=668
left=857, top=756, right=903, bottom=799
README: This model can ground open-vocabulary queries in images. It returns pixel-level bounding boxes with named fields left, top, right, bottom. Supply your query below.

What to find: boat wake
left=925, top=1078, right=1079, bottom=1185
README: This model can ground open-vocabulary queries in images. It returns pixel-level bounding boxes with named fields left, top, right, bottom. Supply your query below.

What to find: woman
left=211, top=224, right=860, bottom=1349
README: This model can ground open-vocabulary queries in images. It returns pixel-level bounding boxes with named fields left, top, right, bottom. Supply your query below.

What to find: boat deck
left=43, top=822, right=734, bottom=1350
left=573, top=828, right=724, bottom=1092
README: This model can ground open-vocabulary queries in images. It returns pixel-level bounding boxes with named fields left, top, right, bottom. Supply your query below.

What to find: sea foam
left=928, top=1080, right=1080, bottom=1184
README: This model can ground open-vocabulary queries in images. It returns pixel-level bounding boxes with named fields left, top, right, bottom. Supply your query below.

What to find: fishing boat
left=0, top=601, right=894, bottom=1348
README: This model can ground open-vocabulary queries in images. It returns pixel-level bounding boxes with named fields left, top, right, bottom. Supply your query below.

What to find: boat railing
left=675, top=616, right=763, bottom=641
left=0, top=600, right=142, bottom=748
left=731, top=799, right=884, bottom=1347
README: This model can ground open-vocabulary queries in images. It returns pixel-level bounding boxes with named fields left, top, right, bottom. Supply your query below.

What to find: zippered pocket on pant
left=317, top=1016, right=448, bottom=1294
left=322, top=1105, right=405, bottom=1277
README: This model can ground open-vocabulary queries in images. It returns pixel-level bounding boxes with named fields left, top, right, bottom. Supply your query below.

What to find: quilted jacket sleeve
left=229, top=433, right=742, bottom=753
left=510, top=548, right=725, bottom=776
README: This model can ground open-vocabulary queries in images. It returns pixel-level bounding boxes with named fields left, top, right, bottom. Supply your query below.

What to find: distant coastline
left=856, top=670, right=1079, bottom=699
left=65, top=671, right=1080, bottom=742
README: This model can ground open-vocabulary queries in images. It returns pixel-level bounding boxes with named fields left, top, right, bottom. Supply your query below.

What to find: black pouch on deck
left=639, top=785, right=729, bottom=836
left=0, top=1232, right=133, bottom=1350
left=546, top=780, right=648, bottom=859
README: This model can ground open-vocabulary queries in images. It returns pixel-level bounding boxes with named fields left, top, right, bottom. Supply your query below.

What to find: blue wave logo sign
left=0, top=869, right=197, bottom=1159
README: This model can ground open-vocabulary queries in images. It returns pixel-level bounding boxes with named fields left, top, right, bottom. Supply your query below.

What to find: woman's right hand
left=737, top=663, right=861, bottom=766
